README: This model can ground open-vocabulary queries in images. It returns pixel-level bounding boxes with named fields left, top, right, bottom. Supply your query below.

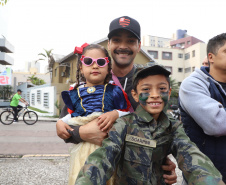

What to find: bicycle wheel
left=23, top=111, right=38, bottom=125
left=0, top=111, right=14, bottom=125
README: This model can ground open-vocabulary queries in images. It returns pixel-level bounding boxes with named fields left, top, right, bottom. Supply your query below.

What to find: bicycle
left=0, top=105, right=38, bottom=125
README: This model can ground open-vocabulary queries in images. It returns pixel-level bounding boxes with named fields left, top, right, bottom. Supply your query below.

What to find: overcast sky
left=1, top=0, right=226, bottom=72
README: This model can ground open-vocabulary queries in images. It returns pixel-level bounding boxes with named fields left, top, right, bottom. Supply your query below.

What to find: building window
left=31, top=93, right=35, bottom=105
left=165, top=66, right=172, bottom=74
left=65, top=66, right=70, bottom=77
left=43, top=93, right=49, bottom=108
left=162, top=52, right=172, bottom=60
left=55, top=68, right=57, bottom=77
left=192, top=50, right=195, bottom=57
left=37, top=90, right=41, bottom=103
left=27, top=92, right=30, bottom=102
left=185, top=67, right=191, bottom=73
left=187, top=41, right=191, bottom=45
left=178, top=68, right=183, bottom=72
left=178, top=53, right=183, bottom=58
left=148, top=50, right=158, bottom=59
left=185, top=52, right=190, bottom=60
left=192, top=66, right=196, bottom=71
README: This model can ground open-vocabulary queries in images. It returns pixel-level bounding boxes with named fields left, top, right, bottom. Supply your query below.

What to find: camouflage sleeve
left=75, top=118, right=127, bottom=185
left=171, top=122, right=225, bottom=185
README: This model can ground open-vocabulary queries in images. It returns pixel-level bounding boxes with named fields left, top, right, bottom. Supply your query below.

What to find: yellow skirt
left=67, top=112, right=114, bottom=185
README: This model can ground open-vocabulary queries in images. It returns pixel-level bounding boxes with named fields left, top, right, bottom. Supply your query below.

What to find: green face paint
left=139, top=93, right=149, bottom=105
left=160, top=91, right=169, bottom=107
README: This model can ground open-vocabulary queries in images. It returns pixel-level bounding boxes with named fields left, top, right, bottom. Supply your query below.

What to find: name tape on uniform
left=125, top=134, right=156, bottom=148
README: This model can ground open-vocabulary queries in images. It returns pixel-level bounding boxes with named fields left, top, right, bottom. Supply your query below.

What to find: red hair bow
left=74, top=43, right=89, bottom=54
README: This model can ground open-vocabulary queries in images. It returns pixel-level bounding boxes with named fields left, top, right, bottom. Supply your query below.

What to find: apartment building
left=0, top=36, right=14, bottom=106
left=0, top=36, right=14, bottom=66
left=142, top=30, right=206, bottom=85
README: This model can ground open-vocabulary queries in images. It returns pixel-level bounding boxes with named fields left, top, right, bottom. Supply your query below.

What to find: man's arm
left=75, top=118, right=127, bottom=184
left=19, top=98, right=28, bottom=105
left=171, top=122, right=224, bottom=184
left=57, top=105, right=111, bottom=144
left=179, top=76, right=226, bottom=136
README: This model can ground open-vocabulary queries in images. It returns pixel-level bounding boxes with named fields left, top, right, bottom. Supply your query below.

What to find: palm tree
left=36, top=49, right=53, bottom=65
left=27, top=75, right=46, bottom=85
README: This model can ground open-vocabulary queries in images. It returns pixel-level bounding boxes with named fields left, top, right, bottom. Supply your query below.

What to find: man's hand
left=56, top=120, right=73, bottom=139
left=80, top=118, right=108, bottom=146
left=162, top=156, right=177, bottom=184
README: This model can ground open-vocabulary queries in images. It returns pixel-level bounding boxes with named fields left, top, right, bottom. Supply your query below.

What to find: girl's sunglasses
left=80, top=55, right=109, bottom=67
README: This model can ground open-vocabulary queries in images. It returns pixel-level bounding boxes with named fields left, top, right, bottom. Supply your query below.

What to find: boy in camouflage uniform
left=75, top=65, right=225, bottom=185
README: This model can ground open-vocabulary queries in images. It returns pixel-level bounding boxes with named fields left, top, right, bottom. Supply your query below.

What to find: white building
left=142, top=30, right=206, bottom=85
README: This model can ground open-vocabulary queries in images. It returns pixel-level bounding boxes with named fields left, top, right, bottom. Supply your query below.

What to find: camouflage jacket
left=75, top=105, right=224, bottom=185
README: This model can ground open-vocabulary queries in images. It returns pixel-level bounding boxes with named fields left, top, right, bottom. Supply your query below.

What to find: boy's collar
left=135, top=105, right=154, bottom=123
left=135, top=105, right=170, bottom=128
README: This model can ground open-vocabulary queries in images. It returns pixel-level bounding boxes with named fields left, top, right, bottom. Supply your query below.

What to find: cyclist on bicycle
left=10, top=89, right=28, bottom=123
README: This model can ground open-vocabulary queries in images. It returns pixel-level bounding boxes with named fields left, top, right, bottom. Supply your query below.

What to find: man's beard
left=113, top=49, right=134, bottom=68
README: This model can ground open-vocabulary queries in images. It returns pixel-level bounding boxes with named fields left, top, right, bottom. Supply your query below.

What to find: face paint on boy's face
left=139, top=93, right=149, bottom=105
left=160, top=91, right=169, bottom=106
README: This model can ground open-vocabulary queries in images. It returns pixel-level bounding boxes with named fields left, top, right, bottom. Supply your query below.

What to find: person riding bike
left=10, top=89, right=28, bottom=123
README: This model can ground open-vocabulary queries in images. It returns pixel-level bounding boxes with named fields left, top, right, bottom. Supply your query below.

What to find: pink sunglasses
left=80, top=55, right=109, bottom=67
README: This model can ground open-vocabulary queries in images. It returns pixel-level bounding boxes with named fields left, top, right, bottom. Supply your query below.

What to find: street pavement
left=0, top=113, right=72, bottom=185
left=0, top=113, right=182, bottom=185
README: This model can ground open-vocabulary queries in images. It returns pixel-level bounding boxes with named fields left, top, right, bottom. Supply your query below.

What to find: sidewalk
left=0, top=155, right=70, bottom=185
left=0, top=154, right=182, bottom=185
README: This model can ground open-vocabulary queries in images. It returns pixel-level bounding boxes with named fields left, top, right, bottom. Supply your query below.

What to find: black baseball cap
left=17, top=89, right=22, bottom=92
left=108, top=16, right=140, bottom=40
left=133, top=65, right=171, bottom=85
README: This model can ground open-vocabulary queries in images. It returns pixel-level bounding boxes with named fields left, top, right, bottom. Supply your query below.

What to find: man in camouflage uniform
left=75, top=65, right=224, bottom=185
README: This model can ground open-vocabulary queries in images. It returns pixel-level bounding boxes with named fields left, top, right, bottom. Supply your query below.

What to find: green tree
left=0, top=85, right=13, bottom=100
left=1, top=0, right=9, bottom=6
left=167, top=77, right=180, bottom=108
left=27, top=75, right=46, bottom=85
left=170, top=77, right=179, bottom=97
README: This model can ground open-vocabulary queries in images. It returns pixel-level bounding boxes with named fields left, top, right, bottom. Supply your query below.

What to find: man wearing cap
left=10, top=89, right=28, bottom=122
left=56, top=16, right=177, bottom=183
left=75, top=64, right=224, bottom=185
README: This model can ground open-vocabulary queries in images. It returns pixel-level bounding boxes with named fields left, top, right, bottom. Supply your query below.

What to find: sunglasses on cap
left=80, top=55, right=109, bottom=67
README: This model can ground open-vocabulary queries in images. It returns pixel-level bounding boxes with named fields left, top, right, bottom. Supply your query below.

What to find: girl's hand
left=97, top=110, right=119, bottom=132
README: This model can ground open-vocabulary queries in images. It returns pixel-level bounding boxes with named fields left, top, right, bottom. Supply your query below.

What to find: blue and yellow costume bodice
left=61, top=84, right=130, bottom=117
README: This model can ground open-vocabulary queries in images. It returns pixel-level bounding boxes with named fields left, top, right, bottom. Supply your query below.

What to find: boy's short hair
left=132, top=65, right=171, bottom=92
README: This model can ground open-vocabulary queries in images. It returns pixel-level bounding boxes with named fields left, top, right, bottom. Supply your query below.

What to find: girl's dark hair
left=75, top=44, right=112, bottom=89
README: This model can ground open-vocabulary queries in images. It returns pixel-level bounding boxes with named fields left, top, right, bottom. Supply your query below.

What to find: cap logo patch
left=119, top=18, right=130, bottom=27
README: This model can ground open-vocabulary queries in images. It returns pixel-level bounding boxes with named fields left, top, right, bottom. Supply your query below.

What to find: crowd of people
left=55, top=15, right=226, bottom=185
